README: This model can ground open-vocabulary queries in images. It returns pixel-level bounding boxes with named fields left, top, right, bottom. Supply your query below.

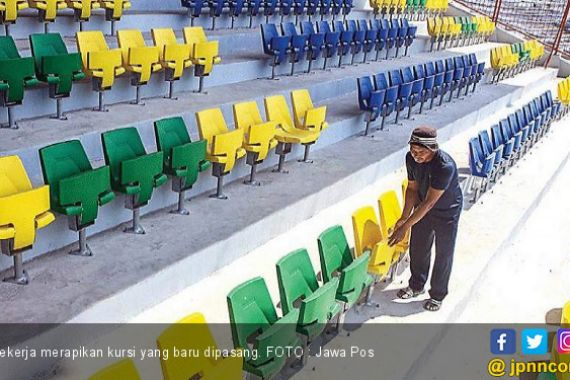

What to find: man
left=388, top=126, right=463, bottom=312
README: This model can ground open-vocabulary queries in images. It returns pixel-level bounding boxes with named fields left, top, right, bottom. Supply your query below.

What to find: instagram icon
left=558, top=329, right=570, bottom=354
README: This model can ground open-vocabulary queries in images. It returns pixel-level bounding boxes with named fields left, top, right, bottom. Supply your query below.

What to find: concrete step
left=0, top=67, right=556, bottom=324
left=0, top=43, right=508, bottom=273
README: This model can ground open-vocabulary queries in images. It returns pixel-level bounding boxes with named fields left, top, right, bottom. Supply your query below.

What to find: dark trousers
left=408, top=211, right=460, bottom=302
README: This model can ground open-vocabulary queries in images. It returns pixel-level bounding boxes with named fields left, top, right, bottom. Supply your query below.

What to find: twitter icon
left=522, top=329, right=548, bottom=355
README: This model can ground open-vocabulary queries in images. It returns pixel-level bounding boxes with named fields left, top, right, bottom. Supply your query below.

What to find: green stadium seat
left=154, top=116, right=210, bottom=215
left=101, top=127, right=167, bottom=234
left=276, top=248, right=341, bottom=361
left=317, top=225, right=375, bottom=318
left=227, top=276, right=302, bottom=379
left=29, top=33, right=85, bottom=120
left=0, top=35, right=39, bottom=129
left=39, top=140, right=115, bottom=256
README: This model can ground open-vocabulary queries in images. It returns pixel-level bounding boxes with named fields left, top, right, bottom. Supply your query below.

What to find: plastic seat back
left=29, top=33, right=84, bottom=95
left=358, top=76, right=374, bottom=110
left=0, top=0, right=29, bottom=23
left=291, top=89, right=326, bottom=130
left=28, top=0, right=67, bottom=21
left=117, top=29, right=160, bottom=82
left=154, top=117, right=209, bottom=188
left=414, top=64, right=425, bottom=79
left=39, top=140, right=114, bottom=228
left=265, top=94, right=297, bottom=133
left=374, top=72, right=388, bottom=90
left=276, top=248, right=320, bottom=315
left=76, top=30, right=124, bottom=89
left=351, top=206, right=383, bottom=257
left=88, top=359, right=141, bottom=380
left=152, top=28, right=191, bottom=78
left=0, top=36, right=37, bottom=104
left=100, top=0, right=131, bottom=20
left=389, top=69, right=402, bottom=86
left=102, top=127, right=165, bottom=205
left=195, top=108, right=231, bottom=146
left=317, top=224, right=354, bottom=283
left=377, top=190, right=402, bottom=237
left=0, top=156, right=53, bottom=250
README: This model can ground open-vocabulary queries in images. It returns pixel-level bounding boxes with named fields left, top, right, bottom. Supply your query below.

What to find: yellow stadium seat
left=183, top=27, right=222, bottom=93
left=28, top=0, right=66, bottom=30
left=427, top=17, right=443, bottom=51
left=378, top=190, right=409, bottom=257
left=151, top=27, right=192, bottom=99
left=196, top=108, right=246, bottom=199
left=233, top=101, right=278, bottom=186
left=351, top=206, right=396, bottom=278
left=66, top=0, right=99, bottom=25
left=157, top=312, right=243, bottom=380
left=99, top=0, right=130, bottom=34
left=0, top=155, right=55, bottom=285
left=76, top=30, right=126, bottom=111
left=88, top=359, right=141, bottom=380
left=264, top=94, right=321, bottom=170
left=291, top=89, right=328, bottom=133
left=117, top=29, right=162, bottom=105
left=0, top=0, right=28, bottom=33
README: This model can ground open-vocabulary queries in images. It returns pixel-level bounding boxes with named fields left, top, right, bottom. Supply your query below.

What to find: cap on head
left=408, top=126, right=438, bottom=151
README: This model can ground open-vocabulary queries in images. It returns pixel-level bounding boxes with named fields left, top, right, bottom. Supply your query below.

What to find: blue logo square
left=522, top=329, right=548, bottom=355
left=491, top=329, right=517, bottom=355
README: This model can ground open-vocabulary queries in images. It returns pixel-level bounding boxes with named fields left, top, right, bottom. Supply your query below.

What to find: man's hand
left=394, top=218, right=407, bottom=231
left=388, top=224, right=407, bottom=247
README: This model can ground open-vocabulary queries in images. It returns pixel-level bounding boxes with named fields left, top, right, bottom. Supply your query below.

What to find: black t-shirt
left=406, top=149, right=463, bottom=219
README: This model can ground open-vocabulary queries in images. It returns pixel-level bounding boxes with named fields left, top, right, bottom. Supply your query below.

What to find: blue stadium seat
left=385, top=19, right=398, bottom=59
left=181, top=0, right=205, bottom=26
left=402, top=19, right=417, bottom=56
left=407, top=78, right=424, bottom=118
left=374, top=72, right=388, bottom=90
left=419, top=74, right=434, bottom=114
left=342, top=0, right=352, bottom=20
left=395, top=81, right=412, bottom=123
left=380, top=85, right=398, bottom=130
left=280, top=0, right=292, bottom=22
left=228, top=0, right=245, bottom=28
left=491, top=123, right=515, bottom=165
left=282, top=22, right=308, bottom=75
left=247, top=0, right=262, bottom=27
left=357, top=76, right=386, bottom=135
left=261, top=23, right=291, bottom=79
left=333, top=20, right=354, bottom=66
left=478, top=129, right=505, bottom=174
left=425, top=61, right=436, bottom=76
left=401, top=66, right=414, bottom=83
left=430, top=72, right=444, bottom=109
left=293, top=0, right=306, bottom=23
left=305, top=0, right=318, bottom=20
left=414, top=63, right=425, bottom=80
left=300, top=21, right=325, bottom=72
left=331, top=0, right=342, bottom=19
left=359, top=19, right=377, bottom=62
left=394, top=19, right=407, bottom=58
left=264, top=0, right=278, bottom=22
left=389, top=69, right=403, bottom=86
left=317, top=21, right=340, bottom=69
left=499, top=118, right=523, bottom=159
left=468, top=137, right=496, bottom=201
left=371, top=19, right=387, bottom=60
left=345, top=19, right=365, bottom=64
left=208, top=0, right=225, bottom=29
left=319, top=0, right=331, bottom=19
left=439, top=69, right=453, bottom=106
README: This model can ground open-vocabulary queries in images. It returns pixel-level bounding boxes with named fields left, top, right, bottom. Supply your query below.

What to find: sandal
left=397, top=287, right=425, bottom=300
left=424, top=299, right=442, bottom=312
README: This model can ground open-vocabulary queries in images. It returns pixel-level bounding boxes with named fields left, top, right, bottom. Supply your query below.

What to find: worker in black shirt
left=388, top=126, right=463, bottom=312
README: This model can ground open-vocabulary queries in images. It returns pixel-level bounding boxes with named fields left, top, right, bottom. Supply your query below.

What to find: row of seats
left=557, top=76, right=570, bottom=117
left=225, top=185, right=409, bottom=379
left=0, top=0, right=130, bottom=34
left=370, top=0, right=448, bottom=20
left=467, top=91, right=559, bottom=201
left=427, top=15, right=495, bottom=51
left=0, top=27, right=221, bottom=129
left=0, top=88, right=327, bottom=284
left=181, top=0, right=353, bottom=30
left=489, top=40, right=544, bottom=83
left=537, top=301, right=570, bottom=380
left=261, top=18, right=417, bottom=78
left=357, top=53, right=485, bottom=135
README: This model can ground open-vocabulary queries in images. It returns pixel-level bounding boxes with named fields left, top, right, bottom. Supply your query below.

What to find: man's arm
left=401, top=180, right=419, bottom=221
left=389, top=186, right=445, bottom=246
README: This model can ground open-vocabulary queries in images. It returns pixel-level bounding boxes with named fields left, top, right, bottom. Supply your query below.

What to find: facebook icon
left=491, top=329, right=517, bottom=355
